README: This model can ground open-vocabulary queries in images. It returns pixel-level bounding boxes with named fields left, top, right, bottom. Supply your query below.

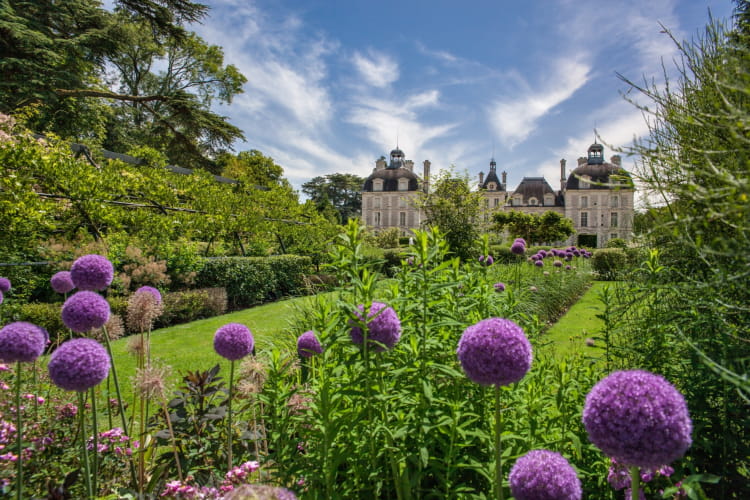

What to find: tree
left=217, top=150, right=288, bottom=189
left=492, top=210, right=573, bottom=245
left=420, top=169, right=483, bottom=260
left=0, top=0, right=245, bottom=169
left=302, top=173, right=363, bottom=223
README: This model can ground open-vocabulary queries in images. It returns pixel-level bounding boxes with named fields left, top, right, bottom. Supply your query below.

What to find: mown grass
left=543, top=281, right=607, bottom=357
left=108, top=294, right=325, bottom=404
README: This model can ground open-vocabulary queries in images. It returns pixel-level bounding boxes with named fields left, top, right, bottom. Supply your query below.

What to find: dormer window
left=398, top=178, right=409, bottom=191
left=544, top=194, right=554, bottom=206
left=373, top=179, right=384, bottom=191
left=580, top=175, right=590, bottom=189
left=528, top=197, right=538, bottom=206
left=487, top=182, right=496, bottom=190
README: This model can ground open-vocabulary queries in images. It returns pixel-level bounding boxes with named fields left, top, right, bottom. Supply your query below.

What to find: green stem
left=14, top=362, right=22, bottom=500
left=227, top=359, right=235, bottom=470
left=90, top=388, right=98, bottom=496
left=494, top=386, right=504, bottom=500
left=630, top=466, right=640, bottom=500
left=102, top=327, right=138, bottom=487
left=78, top=392, right=93, bottom=499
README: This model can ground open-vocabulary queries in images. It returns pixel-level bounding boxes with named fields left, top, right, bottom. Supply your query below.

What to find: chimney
left=405, top=160, right=414, bottom=171
left=479, top=171, right=485, bottom=186
left=560, top=159, right=567, bottom=192
left=423, top=160, right=431, bottom=193
left=376, top=157, right=386, bottom=170
left=502, top=171, right=507, bottom=190
left=577, top=156, right=587, bottom=166
left=611, top=155, right=621, bottom=167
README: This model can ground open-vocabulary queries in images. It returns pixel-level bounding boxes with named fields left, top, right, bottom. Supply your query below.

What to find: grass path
left=543, top=281, right=608, bottom=357
left=109, top=294, right=320, bottom=400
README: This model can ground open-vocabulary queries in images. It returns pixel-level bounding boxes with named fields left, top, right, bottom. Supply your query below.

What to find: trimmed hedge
left=591, top=248, right=628, bottom=280
left=196, top=255, right=313, bottom=309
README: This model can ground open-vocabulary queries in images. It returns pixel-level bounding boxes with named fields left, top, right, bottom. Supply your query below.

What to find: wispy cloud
left=488, top=57, right=591, bottom=148
left=352, top=50, right=400, bottom=87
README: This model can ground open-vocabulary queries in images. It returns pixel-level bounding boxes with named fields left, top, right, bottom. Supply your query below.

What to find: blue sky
left=191, top=0, right=734, bottom=195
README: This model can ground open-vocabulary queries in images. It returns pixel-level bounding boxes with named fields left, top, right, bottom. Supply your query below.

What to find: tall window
left=611, top=195, right=619, bottom=208
left=494, top=198, right=500, bottom=207
left=375, top=212, right=381, bottom=226
left=399, top=197, right=407, bottom=208
left=399, top=212, right=406, bottom=226
left=580, top=196, right=588, bottom=208
left=373, top=179, right=383, bottom=191
left=398, top=178, right=409, bottom=191
left=374, top=197, right=381, bottom=209
left=580, top=212, right=588, bottom=227
left=611, top=212, right=618, bottom=227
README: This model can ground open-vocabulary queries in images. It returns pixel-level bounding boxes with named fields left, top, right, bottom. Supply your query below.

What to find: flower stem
left=630, top=466, right=640, bottom=500
left=90, top=388, right=98, bottom=496
left=14, top=362, right=22, bottom=500
left=228, top=359, right=235, bottom=470
left=78, top=391, right=93, bottom=499
left=494, top=385, right=504, bottom=500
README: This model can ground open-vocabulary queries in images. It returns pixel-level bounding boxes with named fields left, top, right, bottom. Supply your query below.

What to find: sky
left=187, top=0, right=735, bottom=196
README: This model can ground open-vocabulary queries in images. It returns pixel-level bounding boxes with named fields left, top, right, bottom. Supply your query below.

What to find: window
left=494, top=198, right=500, bottom=207
left=373, top=179, right=383, bottom=191
left=398, top=178, right=409, bottom=191
left=528, top=197, right=538, bottom=206
left=374, top=212, right=381, bottom=226
left=611, top=233, right=618, bottom=240
left=544, top=194, right=554, bottom=206
left=399, top=212, right=406, bottom=226
left=374, top=197, right=381, bottom=209
left=611, top=212, right=618, bottom=227
left=580, top=212, right=588, bottom=227
left=611, top=195, right=619, bottom=208
left=487, top=182, right=496, bottom=190
left=580, top=175, right=590, bottom=189
left=580, top=196, right=588, bottom=208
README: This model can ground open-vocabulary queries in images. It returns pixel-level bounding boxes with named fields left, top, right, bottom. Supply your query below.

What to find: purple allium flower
left=297, top=330, right=323, bottom=358
left=135, top=286, right=161, bottom=304
left=350, top=302, right=402, bottom=352
left=538, top=249, right=547, bottom=258
left=214, top=323, right=254, bottom=361
left=565, top=265, right=572, bottom=271
left=0, top=290, right=3, bottom=305
left=534, top=260, right=544, bottom=267
left=0, top=277, right=10, bottom=293
left=0, top=322, right=47, bottom=363
left=494, top=282, right=506, bottom=292
left=48, top=338, right=110, bottom=392
left=456, top=318, right=532, bottom=386
left=50, top=271, right=75, bottom=294
left=583, top=370, right=692, bottom=468
left=485, top=255, right=494, bottom=265
left=478, top=255, right=485, bottom=263
left=70, top=254, right=113, bottom=291
left=509, top=449, right=582, bottom=500
left=553, top=260, right=563, bottom=268
left=62, top=291, right=110, bottom=333
left=515, top=238, right=527, bottom=246
left=510, top=241, right=526, bottom=255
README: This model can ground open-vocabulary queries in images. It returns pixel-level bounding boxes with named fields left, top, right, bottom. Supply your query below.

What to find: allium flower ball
left=494, top=282, right=506, bottom=292
left=485, top=255, right=494, bottom=265
left=297, top=331, right=323, bottom=358
left=70, top=254, right=113, bottom=291
left=350, top=302, right=402, bottom=352
left=0, top=322, right=47, bottom=363
left=553, top=260, right=563, bottom=268
left=48, top=338, right=111, bottom=392
left=509, top=449, right=582, bottom=500
left=50, top=271, right=75, bottom=294
left=62, top=291, right=111, bottom=333
left=583, top=370, right=692, bottom=468
left=214, top=323, right=254, bottom=361
left=0, top=277, right=10, bottom=293
left=135, top=285, right=161, bottom=304
left=0, top=290, right=3, bottom=305
left=510, top=241, right=526, bottom=255
left=456, top=318, right=532, bottom=386
left=534, top=260, right=544, bottom=267
left=515, top=238, right=527, bottom=246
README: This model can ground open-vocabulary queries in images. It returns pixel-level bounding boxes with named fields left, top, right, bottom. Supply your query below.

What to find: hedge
left=591, top=248, right=628, bottom=280
left=195, top=255, right=313, bottom=309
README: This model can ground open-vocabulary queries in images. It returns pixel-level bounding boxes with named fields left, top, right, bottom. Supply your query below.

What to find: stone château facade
left=361, top=143, right=634, bottom=248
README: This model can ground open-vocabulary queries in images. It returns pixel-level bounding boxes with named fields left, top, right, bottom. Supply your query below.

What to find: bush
left=605, top=238, right=627, bottom=249
left=488, top=245, right=524, bottom=264
left=591, top=248, right=628, bottom=280
left=382, top=248, right=407, bottom=277
left=196, top=255, right=313, bottom=309
left=156, top=287, right=227, bottom=328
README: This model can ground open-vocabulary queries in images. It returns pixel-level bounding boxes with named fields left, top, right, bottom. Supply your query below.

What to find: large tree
left=420, top=169, right=483, bottom=260
left=302, top=173, right=363, bottom=223
left=492, top=210, right=574, bottom=245
left=0, top=0, right=245, bottom=170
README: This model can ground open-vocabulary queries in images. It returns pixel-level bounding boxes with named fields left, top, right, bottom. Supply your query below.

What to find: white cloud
left=488, top=57, right=591, bottom=148
left=352, top=50, right=400, bottom=88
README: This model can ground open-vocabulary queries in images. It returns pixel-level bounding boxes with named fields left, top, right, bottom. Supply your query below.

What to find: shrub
left=489, top=245, right=525, bottom=264
left=382, top=248, right=407, bottom=277
left=12, top=302, right=66, bottom=345
left=196, top=255, right=312, bottom=309
left=156, top=289, right=213, bottom=328
left=591, top=248, right=628, bottom=280
left=606, top=238, right=627, bottom=249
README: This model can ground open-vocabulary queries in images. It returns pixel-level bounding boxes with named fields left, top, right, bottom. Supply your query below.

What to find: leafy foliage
left=493, top=210, right=575, bottom=245
left=302, top=173, right=364, bottom=224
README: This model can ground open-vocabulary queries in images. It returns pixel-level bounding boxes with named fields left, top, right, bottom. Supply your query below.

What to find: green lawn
left=109, top=294, right=322, bottom=401
left=543, top=281, right=608, bottom=357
